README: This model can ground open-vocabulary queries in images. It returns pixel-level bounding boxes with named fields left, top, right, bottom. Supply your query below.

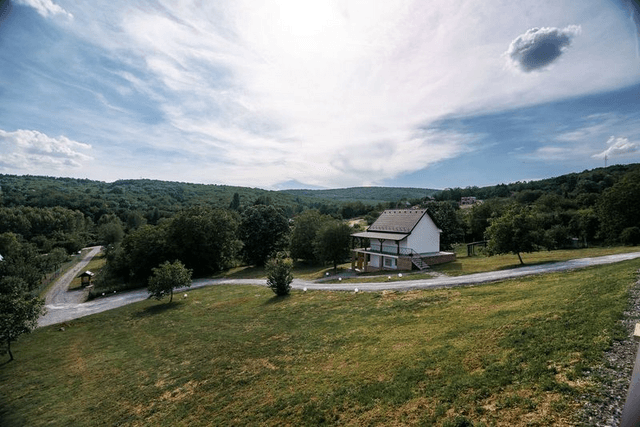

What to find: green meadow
left=2, top=259, right=639, bottom=426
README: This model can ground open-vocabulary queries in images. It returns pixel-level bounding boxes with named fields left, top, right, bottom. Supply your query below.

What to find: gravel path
left=39, top=246, right=102, bottom=326
left=44, top=246, right=102, bottom=305
left=576, top=274, right=640, bottom=426
left=38, top=251, right=640, bottom=327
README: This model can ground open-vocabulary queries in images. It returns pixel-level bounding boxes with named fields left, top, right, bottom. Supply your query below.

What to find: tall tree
left=425, top=201, right=465, bottom=249
left=289, top=210, right=326, bottom=263
left=485, top=205, right=541, bottom=264
left=120, top=223, right=173, bottom=282
left=0, top=277, right=45, bottom=361
left=168, top=207, right=241, bottom=275
left=229, top=192, right=241, bottom=211
left=597, top=168, right=640, bottom=243
left=239, top=205, right=290, bottom=266
left=313, top=220, right=352, bottom=272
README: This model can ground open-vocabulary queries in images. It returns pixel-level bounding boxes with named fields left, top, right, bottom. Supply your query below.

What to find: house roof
left=367, top=209, right=427, bottom=233
left=79, top=271, right=94, bottom=277
left=351, top=231, right=409, bottom=241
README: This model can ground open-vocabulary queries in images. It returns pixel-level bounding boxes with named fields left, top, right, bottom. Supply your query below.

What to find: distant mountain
left=281, top=186, right=439, bottom=204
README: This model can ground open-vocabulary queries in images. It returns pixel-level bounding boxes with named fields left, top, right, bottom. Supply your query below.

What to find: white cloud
left=0, top=129, right=92, bottom=171
left=524, top=146, right=578, bottom=161
left=592, top=136, right=639, bottom=158
left=505, top=25, right=581, bottom=72
left=19, top=0, right=640, bottom=187
left=15, top=0, right=72, bottom=19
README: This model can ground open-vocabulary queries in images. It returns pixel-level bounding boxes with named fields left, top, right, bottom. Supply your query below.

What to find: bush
left=621, top=227, right=640, bottom=246
left=266, top=253, right=293, bottom=296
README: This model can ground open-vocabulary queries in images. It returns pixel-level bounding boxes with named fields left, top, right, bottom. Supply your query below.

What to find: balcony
left=355, top=246, right=419, bottom=257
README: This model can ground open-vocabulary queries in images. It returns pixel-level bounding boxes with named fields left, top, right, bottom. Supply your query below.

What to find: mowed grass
left=431, top=245, right=639, bottom=276
left=220, top=261, right=354, bottom=280
left=2, top=259, right=639, bottom=426
left=325, top=246, right=639, bottom=284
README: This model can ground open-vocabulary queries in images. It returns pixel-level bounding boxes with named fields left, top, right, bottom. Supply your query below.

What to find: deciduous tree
left=289, top=210, right=326, bottom=263
left=313, top=221, right=352, bottom=272
left=239, top=205, right=290, bottom=266
left=147, top=260, right=192, bottom=303
left=0, top=277, right=45, bottom=361
left=168, top=207, right=241, bottom=275
left=485, top=205, right=541, bottom=264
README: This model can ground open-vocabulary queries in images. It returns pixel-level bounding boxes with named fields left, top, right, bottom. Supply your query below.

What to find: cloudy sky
left=0, top=0, right=639, bottom=190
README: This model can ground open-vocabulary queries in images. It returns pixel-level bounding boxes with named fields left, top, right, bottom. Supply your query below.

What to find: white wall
left=370, top=254, right=380, bottom=268
left=407, top=213, right=440, bottom=253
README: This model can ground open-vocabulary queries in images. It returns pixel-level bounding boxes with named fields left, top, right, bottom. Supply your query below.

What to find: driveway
left=38, top=251, right=640, bottom=327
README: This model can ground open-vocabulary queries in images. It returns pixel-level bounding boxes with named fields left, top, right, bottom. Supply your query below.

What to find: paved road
left=38, top=251, right=640, bottom=327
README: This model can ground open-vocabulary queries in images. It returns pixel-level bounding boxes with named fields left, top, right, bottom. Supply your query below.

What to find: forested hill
left=0, top=175, right=302, bottom=221
left=281, top=186, right=439, bottom=204
left=434, top=164, right=640, bottom=202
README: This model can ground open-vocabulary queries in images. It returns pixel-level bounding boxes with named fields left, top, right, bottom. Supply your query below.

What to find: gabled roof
left=367, top=209, right=427, bottom=234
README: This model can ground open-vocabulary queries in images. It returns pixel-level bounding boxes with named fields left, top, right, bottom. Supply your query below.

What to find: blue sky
left=0, top=0, right=639, bottom=190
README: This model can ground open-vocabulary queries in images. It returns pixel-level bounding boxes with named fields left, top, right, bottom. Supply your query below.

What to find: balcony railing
left=355, top=246, right=419, bottom=256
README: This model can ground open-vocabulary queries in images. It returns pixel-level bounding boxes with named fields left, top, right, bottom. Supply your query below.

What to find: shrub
left=266, top=253, right=293, bottom=296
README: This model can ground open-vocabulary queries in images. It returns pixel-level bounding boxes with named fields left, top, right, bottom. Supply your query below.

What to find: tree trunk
left=517, top=252, right=524, bottom=265
left=169, top=289, right=173, bottom=303
left=7, top=339, right=13, bottom=362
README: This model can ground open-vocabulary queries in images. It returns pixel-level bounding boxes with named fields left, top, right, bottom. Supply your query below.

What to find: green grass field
left=431, top=245, right=639, bottom=276
left=2, top=258, right=639, bottom=426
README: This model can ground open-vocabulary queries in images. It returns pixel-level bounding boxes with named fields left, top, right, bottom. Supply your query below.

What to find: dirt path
left=38, top=251, right=640, bottom=327
left=44, top=246, right=102, bottom=305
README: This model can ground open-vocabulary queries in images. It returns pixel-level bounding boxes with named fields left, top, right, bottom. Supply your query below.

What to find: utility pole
left=604, top=154, right=608, bottom=168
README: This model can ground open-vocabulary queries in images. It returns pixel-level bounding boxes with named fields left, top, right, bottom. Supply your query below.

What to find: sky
left=0, top=0, right=639, bottom=190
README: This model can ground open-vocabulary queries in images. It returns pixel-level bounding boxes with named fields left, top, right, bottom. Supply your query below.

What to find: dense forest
left=282, top=186, right=439, bottom=204
left=0, top=163, right=638, bottom=294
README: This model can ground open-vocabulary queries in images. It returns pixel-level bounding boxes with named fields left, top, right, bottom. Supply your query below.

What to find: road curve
left=38, top=251, right=640, bottom=327
left=45, top=246, right=102, bottom=305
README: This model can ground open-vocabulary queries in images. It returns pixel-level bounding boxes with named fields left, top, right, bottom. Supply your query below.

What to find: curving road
left=38, top=251, right=640, bottom=327
left=45, top=246, right=102, bottom=305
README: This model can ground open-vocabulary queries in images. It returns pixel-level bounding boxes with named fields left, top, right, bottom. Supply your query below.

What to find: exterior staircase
left=411, top=255, right=429, bottom=271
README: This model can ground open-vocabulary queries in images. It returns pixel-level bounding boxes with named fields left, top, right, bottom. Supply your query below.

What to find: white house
left=351, top=209, right=455, bottom=272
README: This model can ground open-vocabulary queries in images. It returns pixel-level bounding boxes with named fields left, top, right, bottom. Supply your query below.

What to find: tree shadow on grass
left=133, top=301, right=184, bottom=318
left=263, top=294, right=291, bottom=305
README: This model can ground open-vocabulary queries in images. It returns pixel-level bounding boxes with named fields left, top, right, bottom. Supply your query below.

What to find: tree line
left=409, top=165, right=640, bottom=262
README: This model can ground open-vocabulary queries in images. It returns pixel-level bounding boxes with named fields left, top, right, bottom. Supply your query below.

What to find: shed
left=79, top=271, right=95, bottom=287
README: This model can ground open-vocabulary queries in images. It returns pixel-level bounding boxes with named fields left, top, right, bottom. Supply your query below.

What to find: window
left=383, top=257, right=396, bottom=268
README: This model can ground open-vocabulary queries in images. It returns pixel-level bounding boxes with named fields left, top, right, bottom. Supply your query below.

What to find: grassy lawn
left=219, top=261, right=354, bottom=280
left=324, top=246, right=639, bottom=284
left=430, top=245, right=639, bottom=276
left=68, top=252, right=107, bottom=291
left=2, top=259, right=639, bottom=426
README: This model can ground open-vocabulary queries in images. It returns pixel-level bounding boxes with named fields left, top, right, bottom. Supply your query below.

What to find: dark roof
left=367, top=209, right=427, bottom=234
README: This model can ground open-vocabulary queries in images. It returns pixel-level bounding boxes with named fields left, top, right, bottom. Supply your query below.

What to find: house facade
left=351, top=209, right=455, bottom=272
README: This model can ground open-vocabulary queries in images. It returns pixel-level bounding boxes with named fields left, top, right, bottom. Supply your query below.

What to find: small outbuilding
left=79, top=271, right=95, bottom=287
